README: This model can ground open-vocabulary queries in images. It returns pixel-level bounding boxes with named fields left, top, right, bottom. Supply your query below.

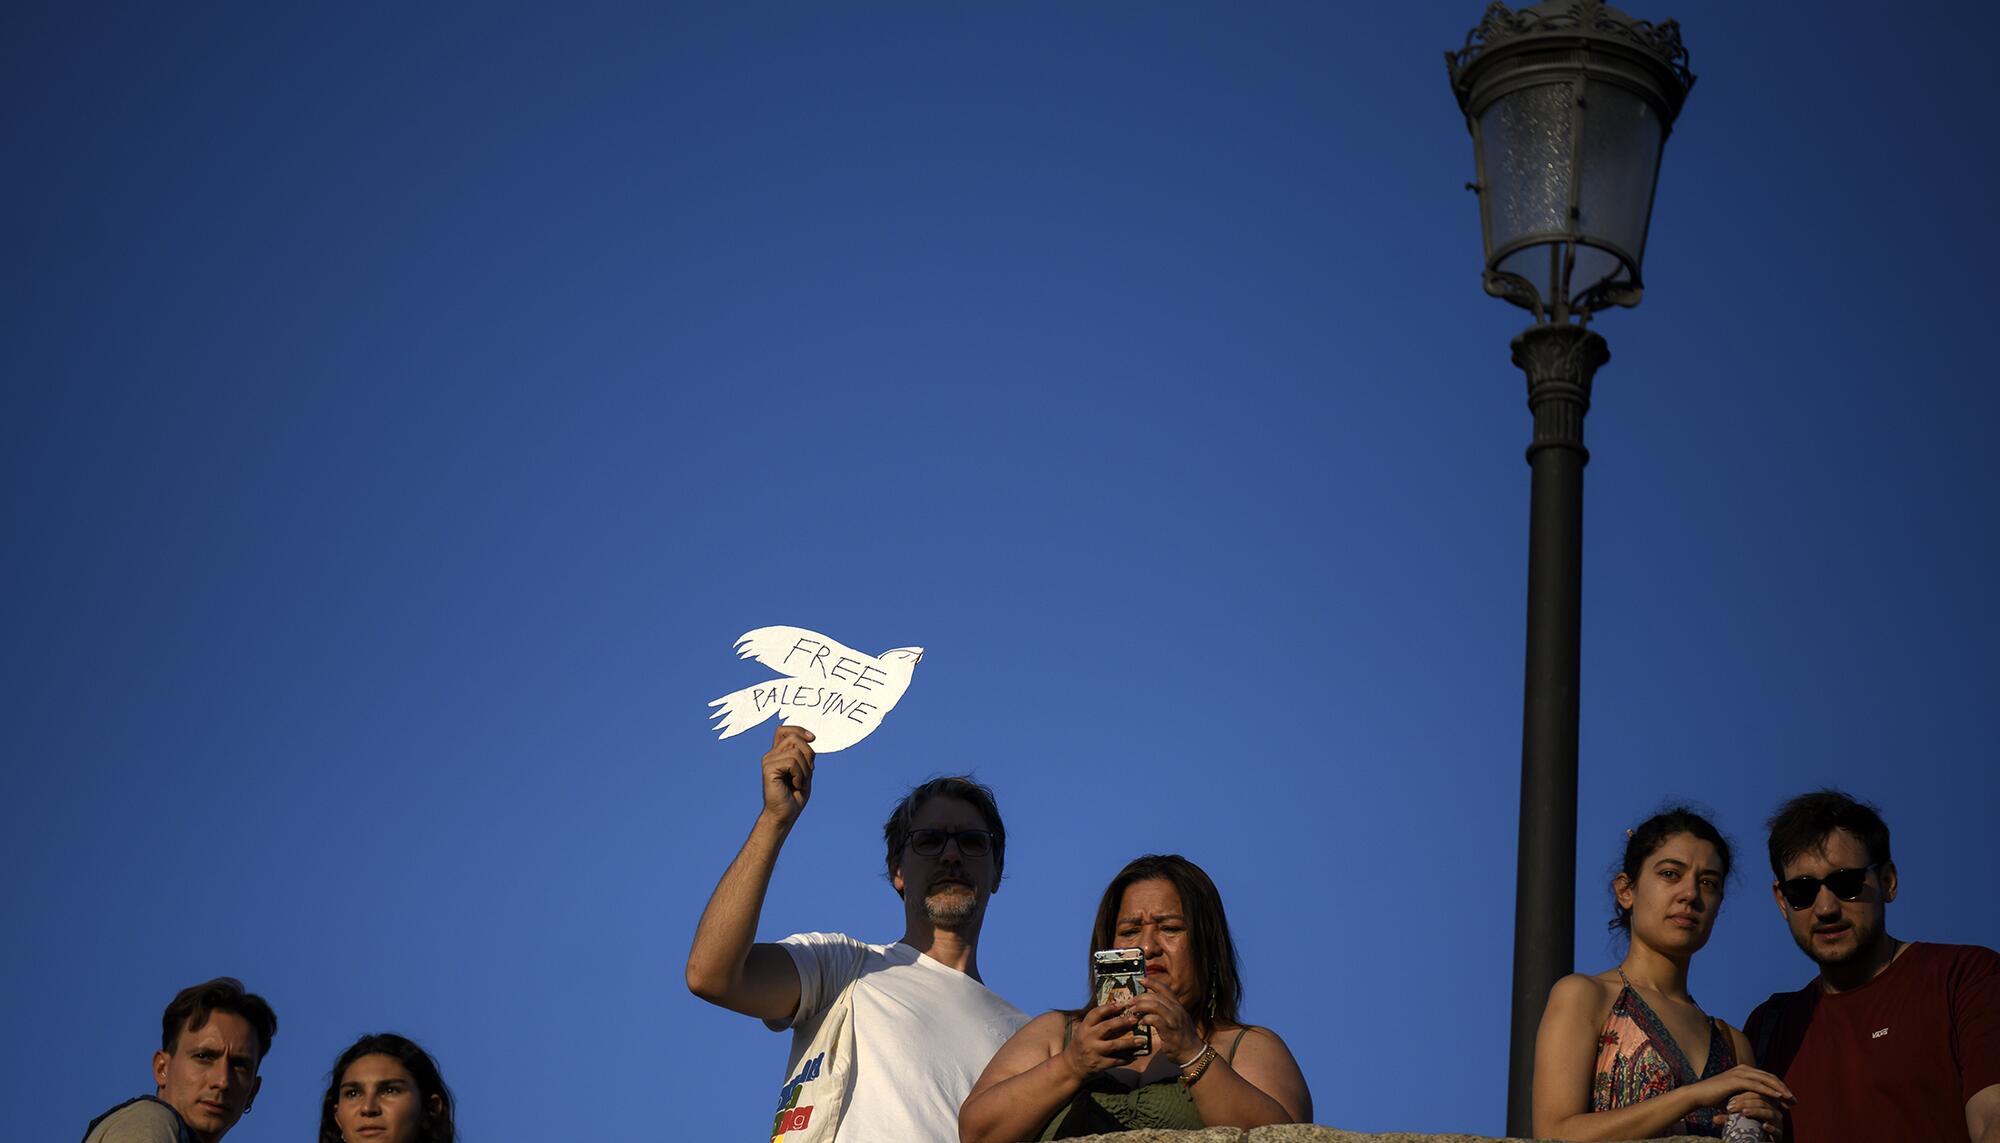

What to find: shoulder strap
left=1223, top=1025, right=1254, bottom=1061
left=1749, top=994, right=1780, bottom=1066
left=1709, top=1015, right=1737, bottom=1069
left=1749, top=985, right=1812, bottom=1070
left=1061, top=1017, right=1077, bottom=1049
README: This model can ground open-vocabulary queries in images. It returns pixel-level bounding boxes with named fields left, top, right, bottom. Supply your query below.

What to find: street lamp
left=1445, top=1, right=1693, bottom=1135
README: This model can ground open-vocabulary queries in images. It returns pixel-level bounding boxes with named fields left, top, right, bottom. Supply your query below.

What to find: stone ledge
left=1051, top=1128, right=1713, bottom=1143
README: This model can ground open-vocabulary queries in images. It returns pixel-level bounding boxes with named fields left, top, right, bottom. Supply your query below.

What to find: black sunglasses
left=1778, top=865, right=1876, bottom=910
left=906, top=828, right=995, bottom=857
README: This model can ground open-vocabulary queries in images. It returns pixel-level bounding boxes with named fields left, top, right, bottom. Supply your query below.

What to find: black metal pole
left=1504, top=322, right=1608, bottom=1138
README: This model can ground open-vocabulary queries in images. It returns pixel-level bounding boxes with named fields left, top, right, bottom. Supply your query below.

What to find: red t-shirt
left=1746, top=942, right=2000, bottom=1143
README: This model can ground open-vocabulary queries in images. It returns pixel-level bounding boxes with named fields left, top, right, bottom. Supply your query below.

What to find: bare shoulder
left=1225, top=1023, right=1292, bottom=1053
left=1218, top=1023, right=1313, bottom=1120
left=1544, top=972, right=1617, bottom=1023
left=1016, top=1009, right=1073, bottom=1053
left=1217, top=1023, right=1306, bottom=1074
left=1553, top=971, right=1617, bottom=1003
left=1966, top=1082, right=2000, bottom=1135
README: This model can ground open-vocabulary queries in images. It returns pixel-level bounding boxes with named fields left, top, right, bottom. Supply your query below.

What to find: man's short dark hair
left=883, top=775, right=1006, bottom=884
left=161, top=977, right=277, bottom=1061
left=1766, top=788, right=1893, bottom=879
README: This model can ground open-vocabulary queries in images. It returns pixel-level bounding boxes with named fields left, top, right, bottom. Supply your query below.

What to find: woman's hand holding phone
left=1123, top=987, right=1202, bottom=1065
left=1061, top=999, right=1145, bottom=1081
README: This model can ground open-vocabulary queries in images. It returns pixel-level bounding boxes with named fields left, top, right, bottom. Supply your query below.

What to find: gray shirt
left=82, top=1098, right=187, bottom=1143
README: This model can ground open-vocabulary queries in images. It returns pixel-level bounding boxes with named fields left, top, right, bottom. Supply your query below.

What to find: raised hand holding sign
left=708, top=626, right=924, bottom=752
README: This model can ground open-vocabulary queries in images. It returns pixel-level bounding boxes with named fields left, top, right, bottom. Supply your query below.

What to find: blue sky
left=5, top=3, right=1995, bottom=1139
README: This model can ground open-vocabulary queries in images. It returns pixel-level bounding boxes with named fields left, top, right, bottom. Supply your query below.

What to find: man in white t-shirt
left=687, top=725, right=1027, bottom=1141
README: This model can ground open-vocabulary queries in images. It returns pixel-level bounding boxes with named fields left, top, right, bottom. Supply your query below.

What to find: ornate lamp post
left=1445, top=2, right=1693, bottom=1134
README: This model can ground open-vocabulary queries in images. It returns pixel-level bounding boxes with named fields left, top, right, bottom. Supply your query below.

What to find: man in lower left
left=83, top=977, right=278, bottom=1143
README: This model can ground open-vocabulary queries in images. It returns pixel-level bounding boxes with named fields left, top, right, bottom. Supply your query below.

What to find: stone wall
left=1052, top=1128, right=1712, bottom=1143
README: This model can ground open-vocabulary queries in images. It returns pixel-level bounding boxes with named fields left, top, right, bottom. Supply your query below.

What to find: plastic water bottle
left=1723, top=1112, right=1762, bottom=1143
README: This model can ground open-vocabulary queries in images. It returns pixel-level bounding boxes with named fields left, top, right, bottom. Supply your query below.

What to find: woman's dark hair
left=1608, top=807, right=1733, bottom=933
left=1083, top=854, right=1243, bottom=1031
left=319, top=1033, right=455, bottom=1143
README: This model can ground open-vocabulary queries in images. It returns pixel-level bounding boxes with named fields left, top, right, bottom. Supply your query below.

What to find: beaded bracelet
left=1178, top=1042, right=1219, bottom=1087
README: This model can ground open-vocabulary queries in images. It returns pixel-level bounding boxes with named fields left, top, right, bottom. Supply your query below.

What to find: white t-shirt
left=772, top=932, right=1027, bottom=1142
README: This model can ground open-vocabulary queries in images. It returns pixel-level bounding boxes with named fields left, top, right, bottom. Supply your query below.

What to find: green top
left=1036, top=1025, right=1255, bottom=1140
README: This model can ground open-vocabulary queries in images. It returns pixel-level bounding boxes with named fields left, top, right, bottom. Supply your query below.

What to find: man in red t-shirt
left=1746, top=790, right=2000, bottom=1143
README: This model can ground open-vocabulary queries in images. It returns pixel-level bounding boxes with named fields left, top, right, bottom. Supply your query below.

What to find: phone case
left=1091, top=947, right=1149, bottom=1052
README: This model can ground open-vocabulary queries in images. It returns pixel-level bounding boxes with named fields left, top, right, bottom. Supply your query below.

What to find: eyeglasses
left=906, top=828, right=995, bottom=857
left=1777, top=865, right=1877, bottom=911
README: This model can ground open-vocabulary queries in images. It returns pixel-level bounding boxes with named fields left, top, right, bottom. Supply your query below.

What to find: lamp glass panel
left=1496, top=244, right=1553, bottom=290
left=1575, top=80, right=1663, bottom=271
left=1566, top=244, right=1622, bottom=299
left=1494, top=241, right=1623, bottom=308
left=1478, top=81, right=1575, bottom=257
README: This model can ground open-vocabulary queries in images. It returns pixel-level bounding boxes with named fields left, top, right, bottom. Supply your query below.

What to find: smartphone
left=1091, top=947, right=1149, bottom=1052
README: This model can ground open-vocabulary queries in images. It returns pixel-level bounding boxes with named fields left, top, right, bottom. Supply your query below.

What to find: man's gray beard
left=925, top=887, right=979, bottom=928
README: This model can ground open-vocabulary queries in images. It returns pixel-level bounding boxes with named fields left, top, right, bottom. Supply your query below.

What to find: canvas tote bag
left=767, top=978, right=857, bottom=1142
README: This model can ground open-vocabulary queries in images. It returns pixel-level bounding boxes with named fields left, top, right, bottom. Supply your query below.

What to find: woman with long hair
left=959, top=854, right=1310, bottom=1141
left=319, top=1032, right=455, bottom=1143
left=1531, top=807, right=1792, bottom=1139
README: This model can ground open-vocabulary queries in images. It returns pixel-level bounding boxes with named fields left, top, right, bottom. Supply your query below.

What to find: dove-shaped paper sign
left=708, top=626, right=924, bottom=753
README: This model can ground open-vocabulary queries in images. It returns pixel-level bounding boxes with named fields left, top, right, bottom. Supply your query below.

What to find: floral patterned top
left=1591, top=971, right=1737, bottom=1137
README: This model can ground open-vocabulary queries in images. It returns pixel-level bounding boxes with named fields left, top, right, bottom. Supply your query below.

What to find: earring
left=1206, top=972, right=1218, bottom=1021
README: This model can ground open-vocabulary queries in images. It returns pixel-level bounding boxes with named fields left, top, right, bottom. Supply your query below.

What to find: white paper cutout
left=708, top=626, right=925, bottom=753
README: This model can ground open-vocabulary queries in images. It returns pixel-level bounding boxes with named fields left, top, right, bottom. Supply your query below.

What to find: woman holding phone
left=959, top=854, right=1310, bottom=1141
left=1531, top=808, right=1793, bottom=1140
